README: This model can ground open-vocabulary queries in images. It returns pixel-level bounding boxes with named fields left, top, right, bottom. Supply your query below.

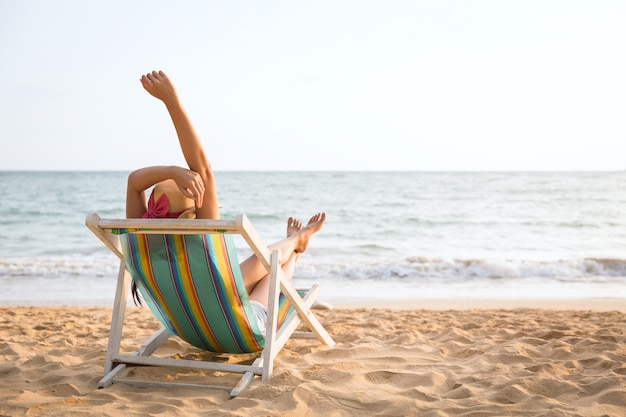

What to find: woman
left=127, top=70, right=326, bottom=330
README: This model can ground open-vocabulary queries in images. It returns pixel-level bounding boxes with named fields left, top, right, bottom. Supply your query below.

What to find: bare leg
left=248, top=251, right=298, bottom=306
left=248, top=218, right=303, bottom=305
left=240, top=213, right=326, bottom=297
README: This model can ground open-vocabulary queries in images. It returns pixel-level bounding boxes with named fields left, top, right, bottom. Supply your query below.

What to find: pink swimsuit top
left=142, top=190, right=187, bottom=219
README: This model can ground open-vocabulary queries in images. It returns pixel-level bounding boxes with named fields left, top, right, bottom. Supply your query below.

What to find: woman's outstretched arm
left=140, top=70, right=219, bottom=219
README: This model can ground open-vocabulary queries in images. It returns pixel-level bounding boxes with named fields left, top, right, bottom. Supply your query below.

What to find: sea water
left=1, top=171, right=625, bottom=305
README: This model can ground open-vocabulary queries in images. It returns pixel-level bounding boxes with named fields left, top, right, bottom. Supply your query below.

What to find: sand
left=1, top=301, right=625, bottom=416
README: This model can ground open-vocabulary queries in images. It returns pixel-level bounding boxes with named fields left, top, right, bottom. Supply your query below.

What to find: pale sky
left=1, top=0, right=624, bottom=171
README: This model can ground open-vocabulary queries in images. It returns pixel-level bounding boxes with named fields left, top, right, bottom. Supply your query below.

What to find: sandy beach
left=1, top=301, right=625, bottom=416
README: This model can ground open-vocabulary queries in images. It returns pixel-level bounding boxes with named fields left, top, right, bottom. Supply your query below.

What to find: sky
left=0, top=1, right=624, bottom=171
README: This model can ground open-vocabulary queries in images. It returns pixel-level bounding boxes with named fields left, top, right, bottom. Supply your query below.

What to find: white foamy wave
left=2, top=254, right=625, bottom=305
left=0, top=254, right=119, bottom=279
left=296, top=256, right=626, bottom=283
left=3, top=253, right=625, bottom=284
left=405, top=257, right=626, bottom=280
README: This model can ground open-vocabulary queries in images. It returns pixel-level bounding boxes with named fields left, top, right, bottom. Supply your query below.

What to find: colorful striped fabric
left=119, top=232, right=296, bottom=354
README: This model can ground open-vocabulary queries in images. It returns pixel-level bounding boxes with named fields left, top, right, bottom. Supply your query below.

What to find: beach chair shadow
left=86, top=213, right=335, bottom=396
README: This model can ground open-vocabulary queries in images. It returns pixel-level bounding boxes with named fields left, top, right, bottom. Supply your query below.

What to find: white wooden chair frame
left=86, top=213, right=335, bottom=396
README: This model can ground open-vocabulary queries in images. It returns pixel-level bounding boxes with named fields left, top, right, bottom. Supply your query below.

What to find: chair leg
left=103, top=262, right=131, bottom=376
left=261, top=249, right=282, bottom=382
left=280, top=280, right=336, bottom=348
left=230, top=358, right=262, bottom=397
left=99, top=327, right=171, bottom=388
left=99, top=363, right=128, bottom=388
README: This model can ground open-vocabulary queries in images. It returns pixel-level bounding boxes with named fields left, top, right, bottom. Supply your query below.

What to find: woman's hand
left=171, top=166, right=205, bottom=208
left=140, top=70, right=178, bottom=105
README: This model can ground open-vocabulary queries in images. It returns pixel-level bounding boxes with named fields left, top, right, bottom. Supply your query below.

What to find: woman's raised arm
left=140, top=70, right=219, bottom=219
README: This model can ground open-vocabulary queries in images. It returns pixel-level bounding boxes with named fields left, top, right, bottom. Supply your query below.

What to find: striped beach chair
left=86, top=213, right=335, bottom=396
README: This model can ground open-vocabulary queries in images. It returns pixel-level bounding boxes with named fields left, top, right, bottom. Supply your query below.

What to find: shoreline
left=2, top=297, right=624, bottom=312
left=332, top=297, right=626, bottom=311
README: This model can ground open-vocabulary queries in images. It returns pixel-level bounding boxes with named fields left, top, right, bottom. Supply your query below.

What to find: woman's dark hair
left=131, top=281, right=143, bottom=306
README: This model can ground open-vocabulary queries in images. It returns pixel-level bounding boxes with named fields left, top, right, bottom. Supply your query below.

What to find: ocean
left=1, top=171, right=625, bottom=306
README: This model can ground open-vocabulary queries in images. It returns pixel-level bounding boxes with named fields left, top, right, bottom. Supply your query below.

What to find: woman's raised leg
left=240, top=213, right=326, bottom=302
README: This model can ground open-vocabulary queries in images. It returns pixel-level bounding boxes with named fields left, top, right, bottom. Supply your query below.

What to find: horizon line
left=1, top=169, right=625, bottom=173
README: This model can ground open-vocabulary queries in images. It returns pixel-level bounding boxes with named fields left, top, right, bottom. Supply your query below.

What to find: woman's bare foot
left=293, top=212, right=326, bottom=254
left=287, top=217, right=303, bottom=237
